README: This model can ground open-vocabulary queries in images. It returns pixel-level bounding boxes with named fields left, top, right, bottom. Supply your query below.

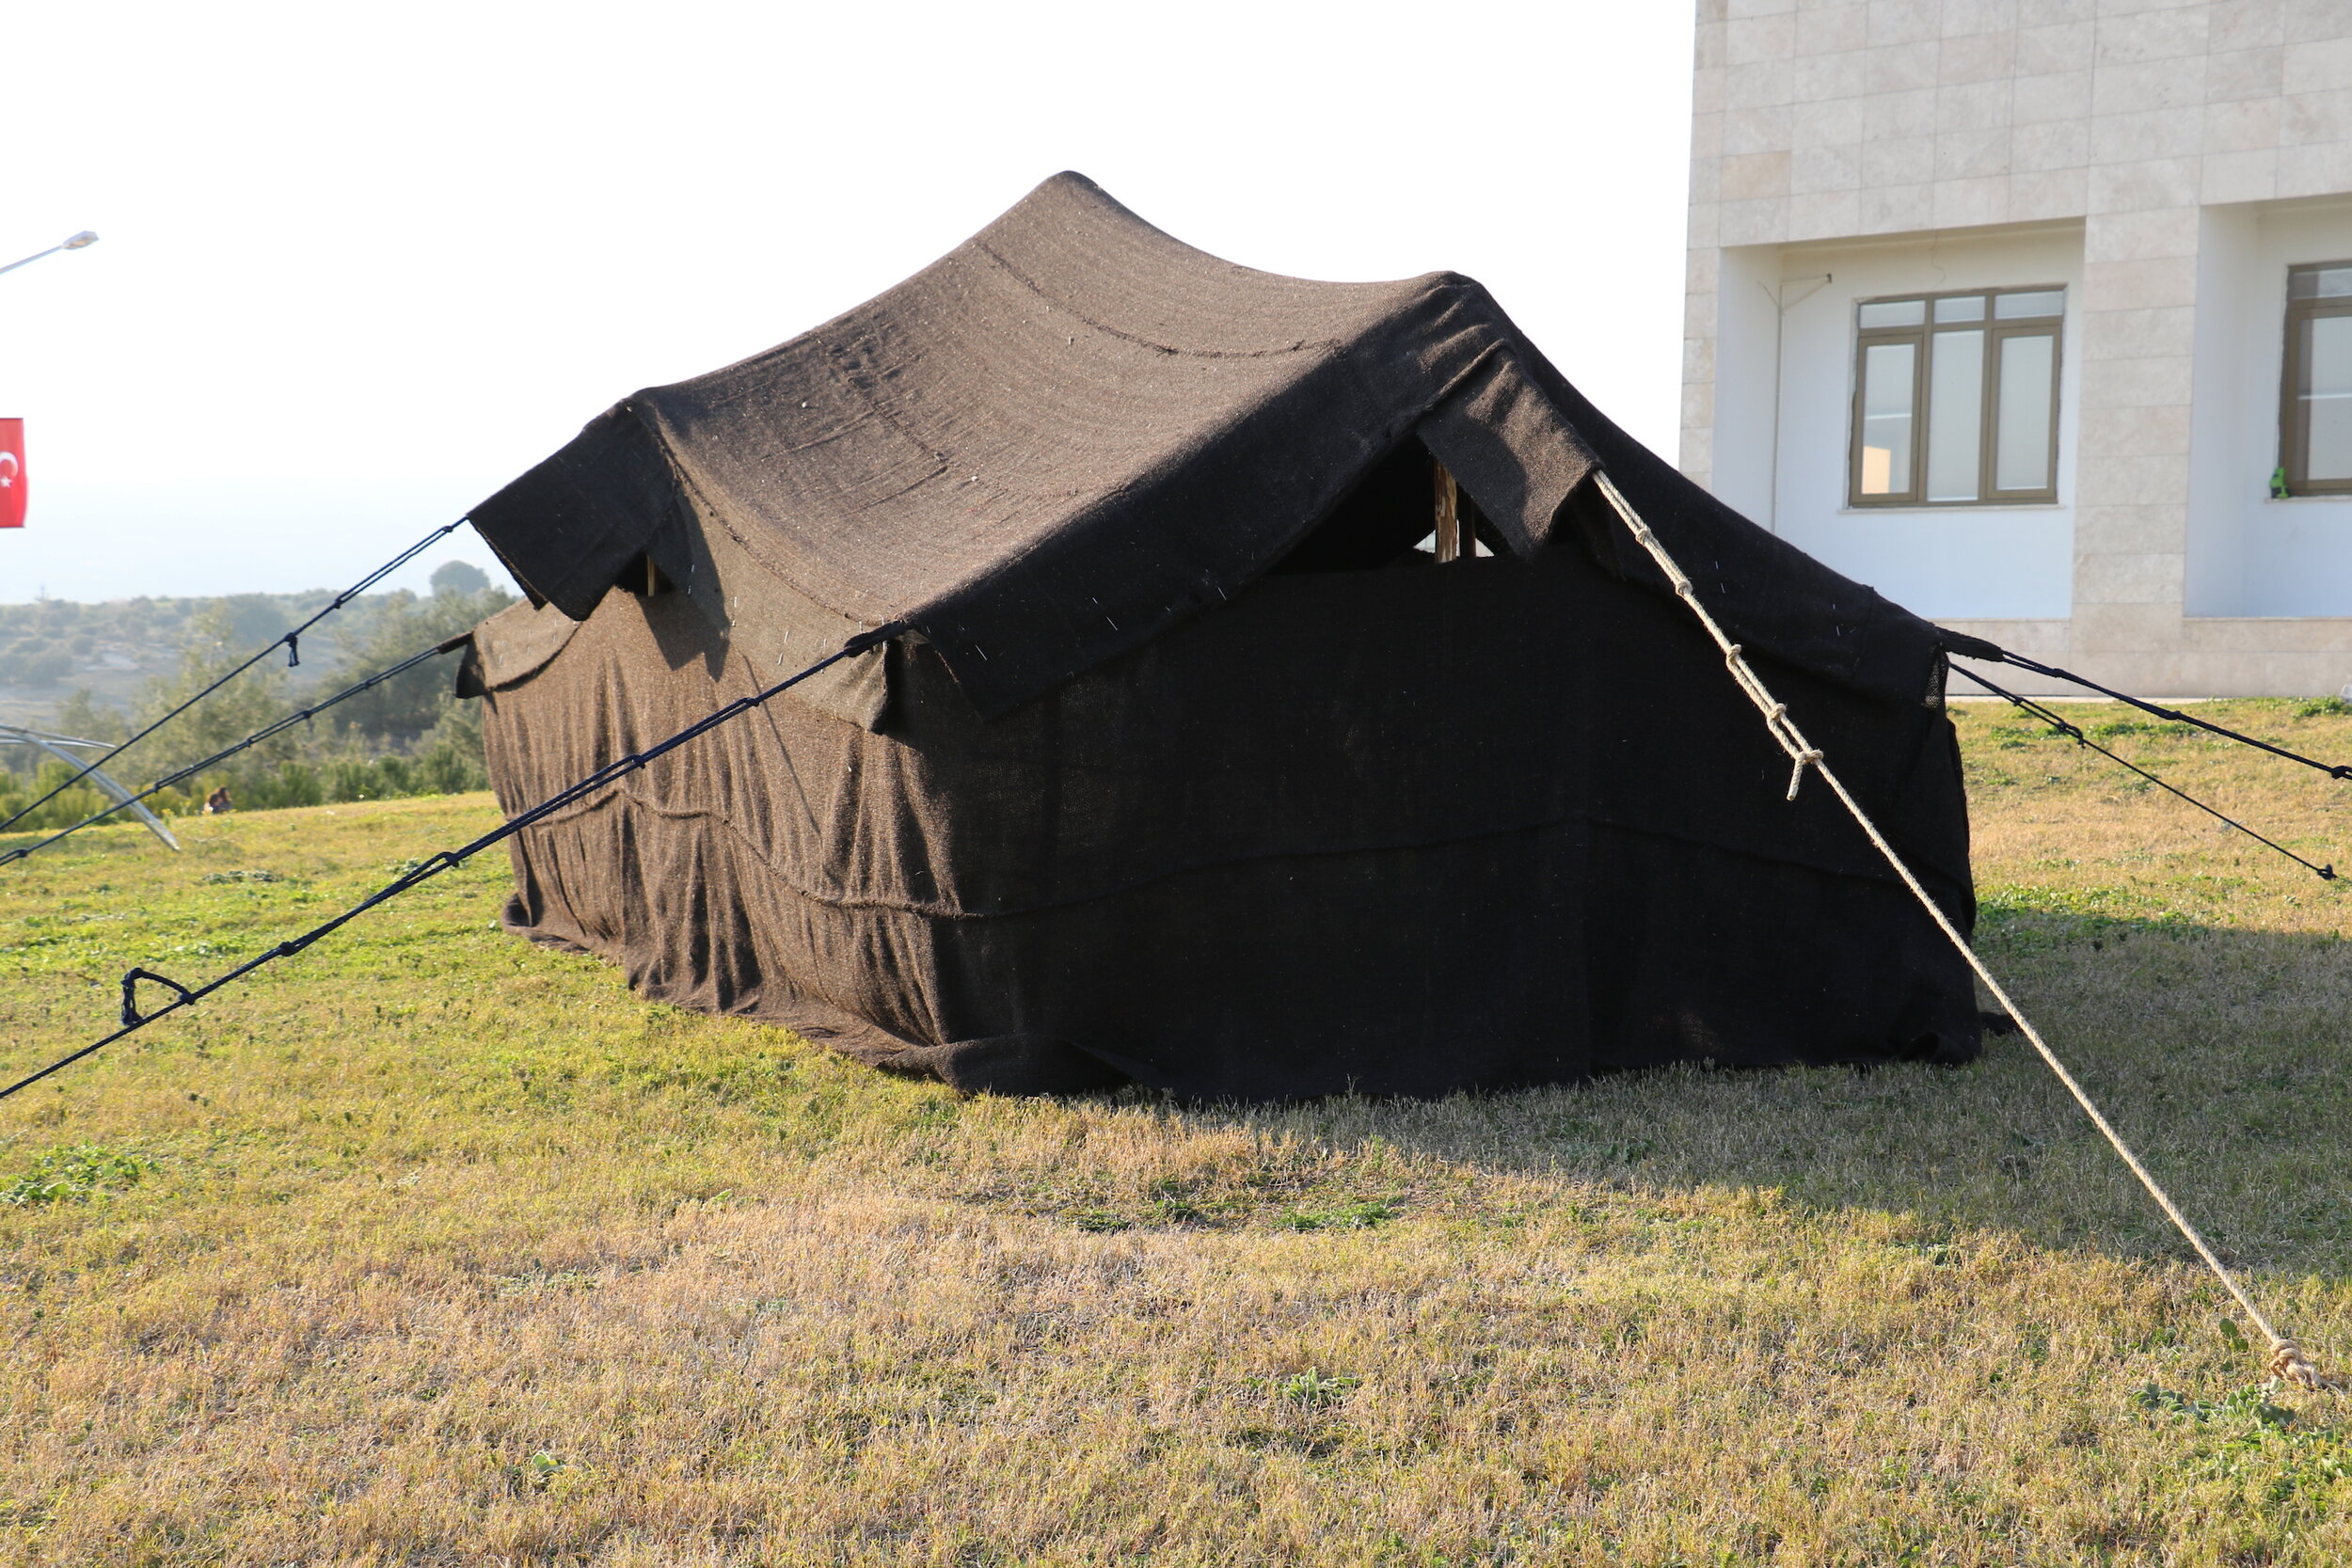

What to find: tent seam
left=505, top=779, right=1947, bottom=922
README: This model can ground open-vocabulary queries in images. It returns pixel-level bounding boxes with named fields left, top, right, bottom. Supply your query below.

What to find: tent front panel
left=479, top=545, right=1980, bottom=1100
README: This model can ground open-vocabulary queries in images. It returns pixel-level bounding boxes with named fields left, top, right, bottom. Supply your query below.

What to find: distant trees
left=0, top=592, right=329, bottom=711
left=430, top=561, right=492, bottom=596
left=6, top=639, right=72, bottom=688
left=0, top=577, right=518, bottom=825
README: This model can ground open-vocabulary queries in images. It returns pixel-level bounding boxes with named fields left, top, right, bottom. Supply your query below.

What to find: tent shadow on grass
left=1137, top=911, right=2352, bottom=1280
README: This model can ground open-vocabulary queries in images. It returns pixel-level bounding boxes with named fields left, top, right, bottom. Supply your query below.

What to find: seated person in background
left=203, top=785, right=232, bottom=815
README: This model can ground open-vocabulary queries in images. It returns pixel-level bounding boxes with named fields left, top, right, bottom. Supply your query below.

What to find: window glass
left=1995, top=333, right=2056, bottom=492
left=1858, top=341, right=1915, bottom=495
left=1851, top=289, right=2062, bottom=506
left=2304, top=314, right=2352, bottom=483
left=1994, top=290, right=2066, bottom=320
left=1926, top=330, right=1984, bottom=501
left=2289, top=264, right=2352, bottom=300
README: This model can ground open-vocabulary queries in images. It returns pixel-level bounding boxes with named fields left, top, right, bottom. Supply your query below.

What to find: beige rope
left=1590, top=469, right=2328, bottom=1392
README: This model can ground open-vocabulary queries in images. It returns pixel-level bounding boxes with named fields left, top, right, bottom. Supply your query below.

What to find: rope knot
left=119, top=968, right=195, bottom=1027
left=2269, top=1339, right=2331, bottom=1391
left=1785, top=749, right=1824, bottom=802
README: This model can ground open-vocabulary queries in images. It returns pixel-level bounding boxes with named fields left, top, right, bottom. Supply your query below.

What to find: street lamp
left=0, top=231, right=100, bottom=278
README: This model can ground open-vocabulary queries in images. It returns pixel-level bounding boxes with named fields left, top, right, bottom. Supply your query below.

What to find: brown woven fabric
left=462, top=173, right=1984, bottom=1099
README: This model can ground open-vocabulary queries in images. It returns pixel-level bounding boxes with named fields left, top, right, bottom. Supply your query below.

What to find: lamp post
left=0, top=231, right=99, bottom=278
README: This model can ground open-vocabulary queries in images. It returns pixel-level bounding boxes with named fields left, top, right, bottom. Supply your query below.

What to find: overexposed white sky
left=0, top=1, right=1695, bottom=604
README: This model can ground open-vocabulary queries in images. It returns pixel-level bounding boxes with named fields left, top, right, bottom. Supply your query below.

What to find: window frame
left=2279, top=261, right=2352, bottom=498
left=1848, top=326, right=1925, bottom=505
left=1846, top=287, right=2065, bottom=510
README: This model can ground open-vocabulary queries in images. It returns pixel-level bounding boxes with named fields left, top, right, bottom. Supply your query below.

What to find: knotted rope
left=1591, top=469, right=2329, bottom=1391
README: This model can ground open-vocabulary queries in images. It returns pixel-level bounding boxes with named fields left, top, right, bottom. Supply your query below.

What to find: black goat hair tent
left=459, top=171, right=1987, bottom=1100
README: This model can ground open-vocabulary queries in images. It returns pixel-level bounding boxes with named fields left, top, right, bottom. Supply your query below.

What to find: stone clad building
left=1682, top=0, right=2352, bottom=693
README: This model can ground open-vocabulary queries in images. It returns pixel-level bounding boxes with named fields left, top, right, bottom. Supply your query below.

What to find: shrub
left=0, top=784, right=107, bottom=833
left=415, top=741, right=483, bottom=796
left=329, top=758, right=382, bottom=802
left=246, top=762, right=324, bottom=811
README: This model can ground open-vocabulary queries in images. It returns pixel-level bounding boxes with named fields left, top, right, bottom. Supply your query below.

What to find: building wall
left=1684, top=0, right=2352, bottom=695
left=1765, top=224, right=2085, bottom=619
left=2188, top=198, right=2352, bottom=616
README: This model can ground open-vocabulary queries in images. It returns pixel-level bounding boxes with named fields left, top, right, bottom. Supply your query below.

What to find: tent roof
left=470, top=171, right=1970, bottom=717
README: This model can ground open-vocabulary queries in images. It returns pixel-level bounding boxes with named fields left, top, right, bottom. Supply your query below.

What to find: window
left=2280, top=262, right=2352, bottom=497
left=1848, top=288, right=2064, bottom=508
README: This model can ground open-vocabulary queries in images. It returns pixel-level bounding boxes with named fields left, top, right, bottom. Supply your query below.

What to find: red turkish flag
left=0, top=420, right=23, bottom=529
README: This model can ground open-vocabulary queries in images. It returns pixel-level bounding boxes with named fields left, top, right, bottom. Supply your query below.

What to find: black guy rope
left=0, top=622, right=906, bottom=1103
left=0, top=521, right=465, bottom=836
left=1994, top=649, right=2352, bottom=782
left=0, top=634, right=469, bottom=869
left=1956, top=663, right=2338, bottom=883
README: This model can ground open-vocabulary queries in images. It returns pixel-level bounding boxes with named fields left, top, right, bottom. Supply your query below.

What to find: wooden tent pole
left=1433, top=459, right=1473, bottom=562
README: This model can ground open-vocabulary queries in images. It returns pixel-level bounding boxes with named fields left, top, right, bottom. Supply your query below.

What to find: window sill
left=2263, top=493, right=2352, bottom=503
left=1834, top=502, right=2067, bottom=515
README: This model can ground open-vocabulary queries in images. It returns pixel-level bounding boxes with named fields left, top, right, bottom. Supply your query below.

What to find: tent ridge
left=964, top=235, right=1347, bottom=362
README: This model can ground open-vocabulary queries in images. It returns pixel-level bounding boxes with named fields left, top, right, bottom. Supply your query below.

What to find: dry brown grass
left=4, top=699, right=2352, bottom=1563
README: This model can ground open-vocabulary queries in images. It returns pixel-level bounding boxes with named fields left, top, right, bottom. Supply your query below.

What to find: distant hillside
left=0, top=562, right=501, bottom=736
left=0, top=592, right=326, bottom=730
left=0, top=562, right=514, bottom=820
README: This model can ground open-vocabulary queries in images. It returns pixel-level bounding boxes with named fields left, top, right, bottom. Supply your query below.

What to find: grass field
left=4, top=699, right=2352, bottom=1564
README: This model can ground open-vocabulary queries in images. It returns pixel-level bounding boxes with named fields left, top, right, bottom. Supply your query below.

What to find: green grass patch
left=0, top=1143, right=159, bottom=1207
